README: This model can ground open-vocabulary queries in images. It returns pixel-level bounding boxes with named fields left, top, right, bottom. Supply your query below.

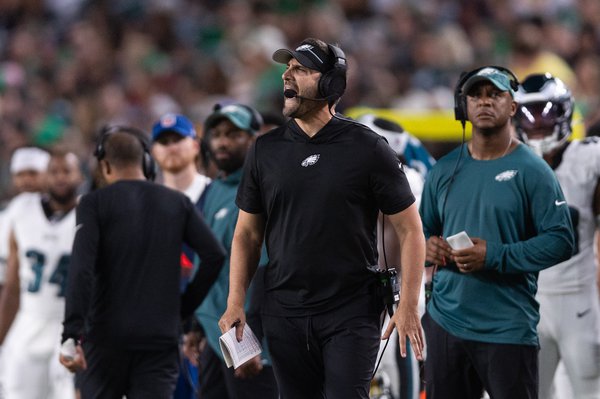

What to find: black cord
left=372, top=213, right=392, bottom=380
left=332, top=107, right=397, bottom=380
left=440, top=124, right=467, bottom=226
left=372, top=335, right=391, bottom=380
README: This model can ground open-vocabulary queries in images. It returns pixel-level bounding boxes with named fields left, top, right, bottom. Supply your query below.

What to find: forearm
left=389, top=204, right=426, bottom=311
left=485, top=228, right=574, bottom=273
left=180, top=252, right=225, bottom=319
left=228, top=229, right=262, bottom=308
left=63, top=198, right=97, bottom=342
left=398, top=230, right=425, bottom=311
left=0, top=281, right=19, bottom=344
left=62, top=272, right=88, bottom=342
left=181, top=210, right=226, bottom=319
left=0, top=234, right=20, bottom=344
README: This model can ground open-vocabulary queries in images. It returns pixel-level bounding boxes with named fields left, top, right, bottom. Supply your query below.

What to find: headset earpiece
left=454, top=72, right=469, bottom=125
left=237, top=104, right=263, bottom=134
left=453, top=66, right=519, bottom=127
left=318, top=44, right=347, bottom=104
left=94, top=126, right=156, bottom=181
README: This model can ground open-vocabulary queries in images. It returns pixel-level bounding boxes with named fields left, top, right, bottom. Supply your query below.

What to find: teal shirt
left=194, top=169, right=270, bottom=362
left=420, top=143, right=574, bottom=346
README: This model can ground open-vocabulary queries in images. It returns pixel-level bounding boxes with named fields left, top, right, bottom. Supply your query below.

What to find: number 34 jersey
left=9, top=192, right=75, bottom=319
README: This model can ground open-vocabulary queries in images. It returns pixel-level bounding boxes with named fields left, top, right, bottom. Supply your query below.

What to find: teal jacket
left=420, top=143, right=574, bottom=346
left=194, top=169, right=270, bottom=363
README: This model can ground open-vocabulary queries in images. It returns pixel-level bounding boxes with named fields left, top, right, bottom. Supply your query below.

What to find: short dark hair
left=103, top=129, right=146, bottom=170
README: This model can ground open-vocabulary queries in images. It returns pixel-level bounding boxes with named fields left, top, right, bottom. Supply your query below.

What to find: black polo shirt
left=237, top=116, right=415, bottom=316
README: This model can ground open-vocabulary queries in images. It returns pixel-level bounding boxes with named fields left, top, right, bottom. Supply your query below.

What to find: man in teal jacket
left=420, top=66, right=574, bottom=399
left=184, top=103, right=278, bottom=399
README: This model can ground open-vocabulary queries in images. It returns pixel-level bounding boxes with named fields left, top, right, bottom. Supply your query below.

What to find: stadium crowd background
left=1, top=0, right=600, bottom=200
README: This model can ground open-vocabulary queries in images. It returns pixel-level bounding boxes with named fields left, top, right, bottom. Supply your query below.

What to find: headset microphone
left=283, top=89, right=328, bottom=101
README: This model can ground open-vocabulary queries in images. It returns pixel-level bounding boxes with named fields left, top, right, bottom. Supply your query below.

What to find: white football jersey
left=538, top=137, right=600, bottom=294
left=9, top=193, right=76, bottom=319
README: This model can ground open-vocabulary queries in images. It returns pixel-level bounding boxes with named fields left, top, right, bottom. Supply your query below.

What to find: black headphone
left=237, top=104, right=264, bottom=134
left=454, top=65, right=519, bottom=127
left=94, top=125, right=156, bottom=181
left=318, top=43, right=347, bottom=104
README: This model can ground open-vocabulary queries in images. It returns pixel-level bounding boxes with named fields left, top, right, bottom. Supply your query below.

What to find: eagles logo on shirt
left=301, top=154, right=320, bottom=167
left=495, top=170, right=517, bottom=182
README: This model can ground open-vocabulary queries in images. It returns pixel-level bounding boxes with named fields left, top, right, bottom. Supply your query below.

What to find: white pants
left=0, top=312, right=75, bottom=399
left=537, top=286, right=600, bottom=399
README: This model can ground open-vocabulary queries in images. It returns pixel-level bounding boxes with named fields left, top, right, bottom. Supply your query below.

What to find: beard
left=212, top=151, right=245, bottom=175
left=283, top=86, right=325, bottom=119
left=49, top=185, right=77, bottom=205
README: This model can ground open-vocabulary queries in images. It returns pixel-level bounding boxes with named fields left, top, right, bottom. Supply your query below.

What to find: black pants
left=197, top=343, right=278, bottom=399
left=79, top=341, right=179, bottom=399
left=422, top=312, right=538, bottom=399
left=262, top=307, right=381, bottom=399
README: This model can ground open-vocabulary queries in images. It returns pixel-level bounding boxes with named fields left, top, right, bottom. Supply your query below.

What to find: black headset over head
left=453, top=65, right=519, bottom=128
left=318, top=43, right=347, bottom=104
left=94, top=125, right=156, bottom=181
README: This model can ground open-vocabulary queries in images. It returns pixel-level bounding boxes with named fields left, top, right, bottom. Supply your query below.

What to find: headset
left=453, top=65, right=519, bottom=128
left=94, top=125, right=156, bottom=181
left=237, top=104, right=264, bottom=134
left=318, top=43, right=347, bottom=104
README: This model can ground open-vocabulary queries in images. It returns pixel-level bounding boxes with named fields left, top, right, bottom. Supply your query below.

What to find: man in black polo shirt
left=59, top=127, right=226, bottom=398
left=219, top=38, right=426, bottom=399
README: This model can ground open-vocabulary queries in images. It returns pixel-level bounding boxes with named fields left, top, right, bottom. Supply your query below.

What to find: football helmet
left=514, top=73, right=574, bottom=156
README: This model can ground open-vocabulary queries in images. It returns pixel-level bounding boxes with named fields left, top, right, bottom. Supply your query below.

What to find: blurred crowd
left=2, top=0, right=600, bottom=200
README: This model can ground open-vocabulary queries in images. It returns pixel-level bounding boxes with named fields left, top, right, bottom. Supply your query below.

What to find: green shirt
left=194, top=169, right=269, bottom=362
left=420, top=143, right=574, bottom=345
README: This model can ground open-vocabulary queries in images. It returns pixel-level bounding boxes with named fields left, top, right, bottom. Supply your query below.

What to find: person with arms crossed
left=218, top=37, right=425, bottom=399
left=151, top=113, right=212, bottom=399
left=0, top=148, right=82, bottom=399
left=420, top=66, right=575, bottom=399
left=184, top=103, right=278, bottom=399
left=514, top=73, right=600, bottom=399
left=59, top=127, right=226, bottom=399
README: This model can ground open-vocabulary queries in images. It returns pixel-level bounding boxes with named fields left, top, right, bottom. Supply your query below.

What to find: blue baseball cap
left=152, top=114, right=197, bottom=141
left=462, top=67, right=515, bottom=97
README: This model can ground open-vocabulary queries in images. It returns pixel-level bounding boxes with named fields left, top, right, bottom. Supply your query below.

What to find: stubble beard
left=283, top=86, right=324, bottom=119
left=49, top=185, right=77, bottom=205
left=284, top=99, right=325, bottom=119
